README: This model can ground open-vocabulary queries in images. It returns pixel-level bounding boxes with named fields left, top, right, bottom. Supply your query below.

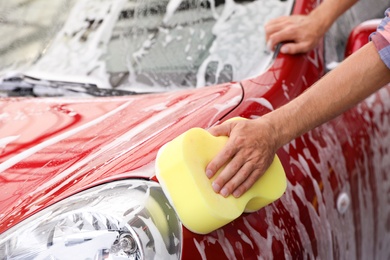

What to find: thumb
left=280, top=42, right=311, bottom=54
left=208, top=121, right=235, bottom=137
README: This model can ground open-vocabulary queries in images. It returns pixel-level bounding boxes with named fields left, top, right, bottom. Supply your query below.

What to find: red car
left=0, top=0, right=389, bottom=259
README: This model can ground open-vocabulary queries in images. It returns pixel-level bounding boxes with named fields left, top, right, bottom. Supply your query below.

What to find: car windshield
left=0, top=0, right=293, bottom=97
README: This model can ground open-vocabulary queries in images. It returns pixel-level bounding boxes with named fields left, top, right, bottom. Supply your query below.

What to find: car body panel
left=344, top=18, right=381, bottom=58
left=0, top=83, right=242, bottom=233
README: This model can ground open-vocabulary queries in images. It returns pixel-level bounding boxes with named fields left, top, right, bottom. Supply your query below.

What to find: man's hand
left=205, top=118, right=278, bottom=198
left=265, top=14, right=325, bottom=54
left=264, top=0, right=359, bottom=54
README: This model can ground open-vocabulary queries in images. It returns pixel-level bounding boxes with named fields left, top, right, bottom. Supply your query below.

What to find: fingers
left=206, top=121, right=238, bottom=179
left=266, top=26, right=310, bottom=53
left=267, top=29, right=297, bottom=50
left=214, top=158, right=259, bottom=198
left=264, top=16, right=288, bottom=42
left=206, top=118, right=278, bottom=198
left=211, top=150, right=271, bottom=198
left=265, top=16, right=291, bottom=49
left=265, top=15, right=319, bottom=54
left=205, top=139, right=237, bottom=180
left=279, top=41, right=312, bottom=54
left=210, top=150, right=248, bottom=196
left=231, top=168, right=263, bottom=198
left=208, top=121, right=235, bottom=137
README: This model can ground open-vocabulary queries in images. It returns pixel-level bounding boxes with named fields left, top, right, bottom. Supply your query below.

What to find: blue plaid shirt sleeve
left=370, top=8, right=390, bottom=70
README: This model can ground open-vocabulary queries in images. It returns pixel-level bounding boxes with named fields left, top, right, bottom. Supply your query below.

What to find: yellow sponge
left=155, top=122, right=287, bottom=234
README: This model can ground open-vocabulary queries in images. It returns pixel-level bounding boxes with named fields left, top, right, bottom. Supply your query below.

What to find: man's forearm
left=265, top=41, right=390, bottom=148
left=310, top=0, right=358, bottom=36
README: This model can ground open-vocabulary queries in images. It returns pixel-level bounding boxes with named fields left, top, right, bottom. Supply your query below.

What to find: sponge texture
left=155, top=125, right=286, bottom=234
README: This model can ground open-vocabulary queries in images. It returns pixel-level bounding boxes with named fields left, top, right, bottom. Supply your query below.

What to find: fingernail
left=280, top=45, right=289, bottom=53
left=232, top=190, right=241, bottom=198
left=220, top=188, right=229, bottom=197
left=206, top=169, right=213, bottom=178
left=212, top=182, right=221, bottom=193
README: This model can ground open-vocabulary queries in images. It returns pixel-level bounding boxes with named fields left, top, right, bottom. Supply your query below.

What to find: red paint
left=344, top=19, right=381, bottom=58
left=0, top=84, right=242, bottom=233
left=1, top=2, right=390, bottom=259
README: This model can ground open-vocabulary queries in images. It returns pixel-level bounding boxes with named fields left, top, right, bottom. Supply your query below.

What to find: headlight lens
left=0, top=180, right=182, bottom=259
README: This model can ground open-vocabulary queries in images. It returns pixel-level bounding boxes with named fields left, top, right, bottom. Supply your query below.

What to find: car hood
left=0, top=83, right=242, bottom=233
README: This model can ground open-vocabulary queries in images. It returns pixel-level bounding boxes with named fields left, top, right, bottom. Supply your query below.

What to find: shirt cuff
left=371, top=32, right=390, bottom=70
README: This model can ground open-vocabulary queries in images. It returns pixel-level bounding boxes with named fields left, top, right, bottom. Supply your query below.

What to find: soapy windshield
left=0, top=0, right=293, bottom=97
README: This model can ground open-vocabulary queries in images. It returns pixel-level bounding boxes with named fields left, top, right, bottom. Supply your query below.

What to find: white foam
left=0, top=135, right=20, bottom=150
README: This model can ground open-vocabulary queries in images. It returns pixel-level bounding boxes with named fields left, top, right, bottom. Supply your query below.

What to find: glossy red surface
left=0, top=84, right=242, bottom=233
left=344, top=19, right=381, bottom=58
left=1, top=1, right=390, bottom=260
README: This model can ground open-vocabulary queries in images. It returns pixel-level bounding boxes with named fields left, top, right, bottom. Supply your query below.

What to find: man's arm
left=206, top=41, right=390, bottom=198
left=272, top=42, right=390, bottom=147
left=265, top=0, right=358, bottom=54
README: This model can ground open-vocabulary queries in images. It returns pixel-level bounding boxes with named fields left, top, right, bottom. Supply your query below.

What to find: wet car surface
left=1, top=0, right=390, bottom=259
left=0, top=0, right=281, bottom=96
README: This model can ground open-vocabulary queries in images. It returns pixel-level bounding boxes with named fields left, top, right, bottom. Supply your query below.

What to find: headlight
left=0, top=180, right=182, bottom=259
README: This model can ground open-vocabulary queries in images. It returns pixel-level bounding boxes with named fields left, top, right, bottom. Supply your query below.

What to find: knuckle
left=229, top=160, right=243, bottom=173
left=231, top=136, right=244, bottom=147
left=249, top=171, right=261, bottom=184
left=239, top=167, right=252, bottom=179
